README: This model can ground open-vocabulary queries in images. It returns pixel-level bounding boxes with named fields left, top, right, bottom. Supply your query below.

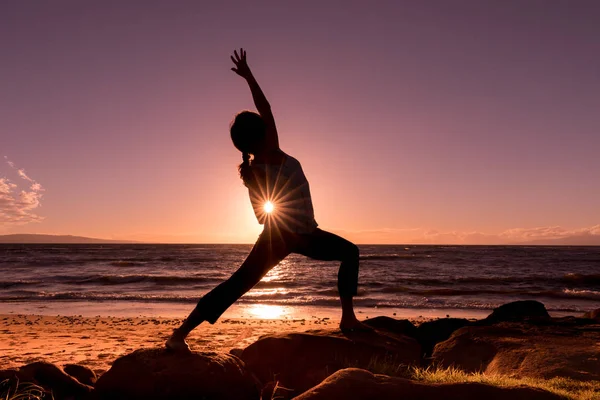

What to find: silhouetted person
left=166, top=48, right=368, bottom=351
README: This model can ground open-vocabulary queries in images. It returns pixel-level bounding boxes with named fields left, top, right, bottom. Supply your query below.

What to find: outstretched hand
left=231, top=48, right=251, bottom=79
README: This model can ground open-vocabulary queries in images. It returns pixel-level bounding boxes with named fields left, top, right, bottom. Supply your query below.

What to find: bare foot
left=165, top=331, right=191, bottom=352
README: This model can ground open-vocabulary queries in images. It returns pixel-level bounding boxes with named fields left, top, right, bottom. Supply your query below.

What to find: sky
left=1, top=0, right=599, bottom=244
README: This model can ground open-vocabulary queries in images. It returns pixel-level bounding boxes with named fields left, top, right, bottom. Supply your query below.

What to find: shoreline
left=0, top=300, right=500, bottom=320
left=0, top=300, right=577, bottom=319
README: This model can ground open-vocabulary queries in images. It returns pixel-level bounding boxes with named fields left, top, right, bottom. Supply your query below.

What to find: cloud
left=498, top=225, right=600, bottom=243
left=17, top=169, right=34, bottom=182
left=0, top=158, right=45, bottom=225
left=333, top=225, right=600, bottom=245
left=4, top=157, right=15, bottom=169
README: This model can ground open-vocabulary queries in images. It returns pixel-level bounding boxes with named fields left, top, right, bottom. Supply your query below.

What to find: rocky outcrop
left=480, top=300, right=550, bottom=324
left=294, top=368, right=565, bottom=400
left=432, top=321, right=600, bottom=381
left=94, top=348, right=260, bottom=400
left=241, top=326, right=421, bottom=397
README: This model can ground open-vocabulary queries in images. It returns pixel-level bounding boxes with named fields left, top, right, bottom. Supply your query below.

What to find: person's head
left=230, top=111, right=266, bottom=155
left=230, top=111, right=266, bottom=186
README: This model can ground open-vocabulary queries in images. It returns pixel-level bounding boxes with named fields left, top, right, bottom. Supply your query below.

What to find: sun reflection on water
left=261, top=259, right=289, bottom=282
left=247, top=304, right=287, bottom=319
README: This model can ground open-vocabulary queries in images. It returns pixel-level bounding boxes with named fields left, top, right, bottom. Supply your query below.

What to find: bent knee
left=344, top=243, right=359, bottom=262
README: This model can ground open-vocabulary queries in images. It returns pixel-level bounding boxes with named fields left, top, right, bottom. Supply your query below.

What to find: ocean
left=1, top=244, right=599, bottom=318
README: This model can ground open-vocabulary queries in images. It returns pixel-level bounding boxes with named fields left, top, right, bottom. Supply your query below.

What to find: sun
left=264, top=201, right=274, bottom=213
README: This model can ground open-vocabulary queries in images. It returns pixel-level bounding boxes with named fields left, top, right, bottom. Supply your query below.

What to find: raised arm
left=231, top=48, right=279, bottom=150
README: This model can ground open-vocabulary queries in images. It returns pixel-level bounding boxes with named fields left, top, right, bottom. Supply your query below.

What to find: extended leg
left=167, top=231, right=292, bottom=350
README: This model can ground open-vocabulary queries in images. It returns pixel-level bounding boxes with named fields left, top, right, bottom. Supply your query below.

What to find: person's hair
left=230, top=111, right=266, bottom=186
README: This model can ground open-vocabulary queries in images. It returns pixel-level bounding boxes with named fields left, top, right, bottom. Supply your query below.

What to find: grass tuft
left=410, top=366, right=600, bottom=400
left=0, top=379, right=49, bottom=400
left=338, top=355, right=599, bottom=400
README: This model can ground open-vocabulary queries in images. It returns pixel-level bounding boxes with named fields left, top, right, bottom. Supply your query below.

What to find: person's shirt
left=246, top=152, right=318, bottom=234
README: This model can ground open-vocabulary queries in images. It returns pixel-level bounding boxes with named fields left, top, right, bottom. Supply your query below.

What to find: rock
left=241, top=327, right=420, bottom=398
left=582, top=308, right=600, bottom=320
left=94, top=348, right=260, bottom=400
left=64, top=363, right=97, bottom=386
left=481, top=300, right=550, bottom=324
left=229, top=347, right=244, bottom=358
left=294, top=368, right=564, bottom=400
left=432, top=321, right=600, bottom=381
left=431, top=326, right=500, bottom=372
left=416, top=318, right=471, bottom=357
left=363, top=316, right=418, bottom=338
left=18, top=361, right=93, bottom=399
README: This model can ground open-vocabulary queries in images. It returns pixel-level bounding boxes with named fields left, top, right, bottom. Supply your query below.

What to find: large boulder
left=294, top=368, right=565, bottom=400
left=94, top=348, right=260, bottom=400
left=481, top=300, right=550, bottom=324
left=432, top=320, right=600, bottom=381
left=64, top=363, right=97, bottom=386
left=241, top=326, right=420, bottom=397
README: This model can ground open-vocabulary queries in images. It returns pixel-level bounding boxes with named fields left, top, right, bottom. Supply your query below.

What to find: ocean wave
left=388, top=273, right=600, bottom=287
left=255, top=280, right=302, bottom=289
left=557, top=288, right=600, bottom=300
left=561, top=273, right=600, bottom=285
left=360, top=254, right=431, bottom=261
left=392, top=276, right=528, bottom=286
left=4, top=272, right=599, bottom=293
left=16, top=286, right=595, bottom=303
left=378, top=286, right=600, bottom=301
left=0, top=292, right=588, bottom=313
left=50, top=274, right=302, bottom=288
left=0, top=255, right=226, bottom=268
left=0, top=280, right=42, bottom=289
left=57, top=274, right=218, bottom=286
left=0, top=292, right=196, bottom=302
left=109, top=260, right=147, bottom=267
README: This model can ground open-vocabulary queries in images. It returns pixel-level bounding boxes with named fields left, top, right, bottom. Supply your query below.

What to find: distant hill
left=0, top=234, right=137, bottom=244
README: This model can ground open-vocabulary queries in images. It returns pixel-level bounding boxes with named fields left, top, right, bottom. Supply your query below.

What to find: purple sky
left=1, top=1, right=599, bottom=243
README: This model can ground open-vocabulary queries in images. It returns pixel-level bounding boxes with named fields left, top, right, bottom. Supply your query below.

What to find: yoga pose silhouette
left=166, top=49, right=367, bottom=351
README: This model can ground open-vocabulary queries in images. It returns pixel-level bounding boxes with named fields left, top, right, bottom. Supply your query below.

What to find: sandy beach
left=0, top=314, right=353, bottom=374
